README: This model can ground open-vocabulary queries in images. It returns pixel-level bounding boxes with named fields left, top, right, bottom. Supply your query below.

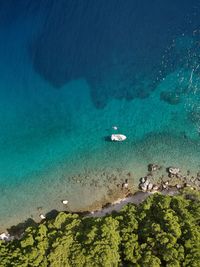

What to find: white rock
left=62, top=200, right=69, bottom=205
left=0, top=233, right=10, bottom=241
left=124, top=183, right=129, bottom=189
left=144, top=179, right=149, bottom=187
left=148, top=183, right=153, bottom=191
left=140, top=184, right=148, bottom=192
left=112, top=126, right=118, bottom=130
left=39, top=214, right=46, bottom=219
left=169, top=167, right=180, bottom=175
left=152, top=185, right=159, bottom=191
left=140, top=177, right=146, bottom=183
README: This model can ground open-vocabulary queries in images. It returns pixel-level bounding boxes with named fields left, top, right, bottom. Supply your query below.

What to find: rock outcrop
left=167, top=167, right=180, bottom=177
left=139, top=177, right=158, bottom=192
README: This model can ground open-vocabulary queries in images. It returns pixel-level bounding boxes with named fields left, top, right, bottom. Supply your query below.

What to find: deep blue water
left=1, top=0, right=200, bottom=229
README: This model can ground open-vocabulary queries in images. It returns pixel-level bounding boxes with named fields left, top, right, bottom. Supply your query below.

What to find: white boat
left=111, top=134, right=127, bottom=142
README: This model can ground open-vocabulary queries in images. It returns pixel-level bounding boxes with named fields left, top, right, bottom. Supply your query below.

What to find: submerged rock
left=160, top=91, right=181, bottom=105
left=148, top=163, right=159, bottom=172
left=187, top=109, right=200, bottom=123
left=176, top=173, right=182, bottom=179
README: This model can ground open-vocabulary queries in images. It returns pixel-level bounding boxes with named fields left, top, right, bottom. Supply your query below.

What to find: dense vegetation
left=1, top=190, right=200, bottom=267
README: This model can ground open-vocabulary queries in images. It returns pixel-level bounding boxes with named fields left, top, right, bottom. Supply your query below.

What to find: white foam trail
left=189, top=69, right=194, bottom=87
left=188, top=64, right=199, bottom=92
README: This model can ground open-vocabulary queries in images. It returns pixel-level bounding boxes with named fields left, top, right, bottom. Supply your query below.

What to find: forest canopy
left=0, top=189, right=200, bottom=267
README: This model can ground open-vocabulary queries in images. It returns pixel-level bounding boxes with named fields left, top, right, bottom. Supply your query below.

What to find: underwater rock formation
left=160, top=91, right=181, bottom=105
left=30, top=1, right=198, bottom=109
left=187, top=109, right=200, bottom=123
left=148, top=163, right=159, bottom=172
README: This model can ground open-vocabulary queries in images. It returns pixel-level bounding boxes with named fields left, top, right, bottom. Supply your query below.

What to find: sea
left=0, top=0, right=200, bottom=230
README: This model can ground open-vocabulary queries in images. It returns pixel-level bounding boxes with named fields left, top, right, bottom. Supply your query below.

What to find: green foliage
left=0, top=191, right=200, bottom=266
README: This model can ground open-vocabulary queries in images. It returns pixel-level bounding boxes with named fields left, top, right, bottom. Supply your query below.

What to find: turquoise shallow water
left=1, top=1, right=200, bottom=230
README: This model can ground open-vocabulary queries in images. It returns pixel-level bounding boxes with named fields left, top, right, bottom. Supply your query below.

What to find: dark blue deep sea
left=1, top=0, right=200, bottom=229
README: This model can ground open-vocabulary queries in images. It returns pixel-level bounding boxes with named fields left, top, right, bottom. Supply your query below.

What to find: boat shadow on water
left=104, top=136, right=112, bottom=142
left=104, top=135, right=127, bottom=142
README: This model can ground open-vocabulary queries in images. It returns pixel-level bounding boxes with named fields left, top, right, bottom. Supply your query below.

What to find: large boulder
left=168, top=167, right=180, bottom=176
left=139, top=177, right=150, bottom=192
left=147, top=183, right=153, bottom=191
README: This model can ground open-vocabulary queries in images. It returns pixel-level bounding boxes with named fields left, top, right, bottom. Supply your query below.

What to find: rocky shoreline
left=84, top=163, right=200, bottom=217
left=138, top=163, right=200, bottom=193
left=1, top=163, right=200, bottom=241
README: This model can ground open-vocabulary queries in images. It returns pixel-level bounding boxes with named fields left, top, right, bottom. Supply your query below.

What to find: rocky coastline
left=1, top=163, right=200, bottom=241
left=86, top=163, right=200, bottom=218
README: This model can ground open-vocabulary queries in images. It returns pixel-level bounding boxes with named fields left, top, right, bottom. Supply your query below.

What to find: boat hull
left=111, top=134, right=127, bottom=141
